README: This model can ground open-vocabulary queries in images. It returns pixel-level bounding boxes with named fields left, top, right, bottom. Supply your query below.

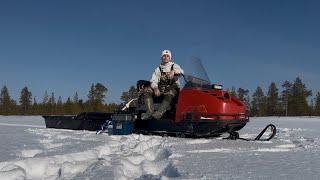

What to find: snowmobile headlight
left=212, top=84, right=223, bottom=90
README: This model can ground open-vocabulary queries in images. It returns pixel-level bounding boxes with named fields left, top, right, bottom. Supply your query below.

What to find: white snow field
left=0, top=116, right=319, bottom=180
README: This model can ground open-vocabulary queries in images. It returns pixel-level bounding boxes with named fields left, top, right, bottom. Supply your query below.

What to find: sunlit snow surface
left=0, top=116, right=319, bottom=179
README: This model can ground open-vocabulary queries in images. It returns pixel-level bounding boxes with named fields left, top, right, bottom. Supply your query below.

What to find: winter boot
left=152, top=95, right=173, bottom=120
left=141, top=96, right=154, bottom=120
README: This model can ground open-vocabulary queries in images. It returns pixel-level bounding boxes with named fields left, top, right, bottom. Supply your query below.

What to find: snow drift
left=0, top=116, right=319, bottom=179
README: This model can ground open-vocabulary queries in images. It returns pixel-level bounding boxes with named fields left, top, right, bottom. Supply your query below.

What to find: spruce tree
left=73, top=92, right=79, bottom=103
left=290, top=77, right=312, bottom=116
left=87, top=84, right=95, bottom=111
left=43, top=91, right=49, bottom=104
left=10, top=100, right=17, bottom=115
left=56, top=96, right=63, bottom=115
left=48, top=92, right=56, bottom=115
left=73, top=92, right=81, bottom=114
left=19, top=86, right=32, bottom=115
left=251, top=86, right=267, bottom=116
left=281, top=81, right=292, bottom=116
left=49, top=92, right=56, bottom=105
left=237, top=88, right=250, bottom=109
left=250, top=97, right=258, bottom=117
left=42, top=91, right=49, bottom=114
left=0, top=86, right=14, bottom=115
left=64, top=97, right=74, bottom=115
left=33, top=97, right=38, bottom=115
left=266, top=82, right=279, bottom=116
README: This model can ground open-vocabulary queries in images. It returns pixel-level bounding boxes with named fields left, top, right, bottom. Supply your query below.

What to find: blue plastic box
left=111, top=113, right=134, bottom=135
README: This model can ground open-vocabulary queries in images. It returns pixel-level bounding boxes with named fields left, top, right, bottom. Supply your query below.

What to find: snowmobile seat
left=137, top=80, right=151, bottom=91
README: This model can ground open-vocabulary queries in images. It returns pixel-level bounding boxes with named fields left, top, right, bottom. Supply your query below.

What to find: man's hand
left=154, top=88, right=161, bottom=97
left=168, top=71, right=175, bottom=79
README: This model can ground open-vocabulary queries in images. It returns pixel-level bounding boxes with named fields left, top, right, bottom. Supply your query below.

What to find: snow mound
left=113, top=135, right=179, bottom=180
left=19, top=149, right=43, bottom=158
left=0, top=129, right=179, bottom=180
left=0, top=149, right=105, bottom=179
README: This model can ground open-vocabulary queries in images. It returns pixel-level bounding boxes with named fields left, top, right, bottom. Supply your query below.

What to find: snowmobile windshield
left=180, top=57, right=211, bottom=89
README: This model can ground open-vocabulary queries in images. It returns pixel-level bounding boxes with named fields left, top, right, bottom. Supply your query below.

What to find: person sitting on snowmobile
left=141, top=49, right=184, bottom=120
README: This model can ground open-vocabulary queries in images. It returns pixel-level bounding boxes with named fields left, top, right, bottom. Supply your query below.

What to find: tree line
left=1, top=77, right=320, bottom=116
left=0, top=83, right=120, bottom=115
left=228, top=77, right=320, bottom=116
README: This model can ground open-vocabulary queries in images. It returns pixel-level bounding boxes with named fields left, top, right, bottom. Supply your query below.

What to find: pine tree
left=237, top=88, right=250, bottom=109
left=0, top=86, right=14, bottom=115
left=42, top=91, right=49, bottom=114
left=266, top=82, right=279, bottom=116
left=87, top=84, right=95, bottom=111
left=73, top=92, right=81, bottom=114
left=290, top=77, right=312, bottom=116
left=49, top=92, right=56, bottom=105
left=94, top=83, right=108, bottom=111
left=314, top=92, right=320, bottom=116
left=73, top=92, right=79, bottom=103
left=32, top=97, right=38, bottom=115
left=10, top=100, right=17, bottom=115
left=281, top=81, right=292, bottom=116
left=56, top=96, right=63, bottom=115
left=19, top=86, right=32, bottom=115
left=87, top=83, right=108, bottom=112
left=250, top=97, right=258, bottom=117
left=64, top=97, right=74, bottom=115
left=121, top=86, right=138, bottom=103
left=78, top=99, right=85, bottom=112
left=230, top=86, right=237, bottom=97
left=251, top=86, right=267, bottom=116
left=48, top=92, right=56, bottom=114
left=42, top=91, right=49, bottom=104
left=94, top=83, right=108, bottom=102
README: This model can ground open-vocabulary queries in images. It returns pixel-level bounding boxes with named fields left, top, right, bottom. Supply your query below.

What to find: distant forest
left=1, top=77, right=320, bottom=116
left=0, top=83, right=120, bottom=115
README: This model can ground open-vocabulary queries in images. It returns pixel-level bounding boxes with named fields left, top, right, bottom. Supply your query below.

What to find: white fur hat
left=161, top=50, right=172, bottom=60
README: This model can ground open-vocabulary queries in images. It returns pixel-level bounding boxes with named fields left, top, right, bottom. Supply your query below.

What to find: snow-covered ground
left=0, top=116, right=319, bottom=180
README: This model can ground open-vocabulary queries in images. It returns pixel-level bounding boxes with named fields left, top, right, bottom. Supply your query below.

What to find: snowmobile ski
left=224, top=124, right=277, bottom=141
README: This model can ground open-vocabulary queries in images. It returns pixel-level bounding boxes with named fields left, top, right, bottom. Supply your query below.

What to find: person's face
left=161, top=54, right=170, bottom=64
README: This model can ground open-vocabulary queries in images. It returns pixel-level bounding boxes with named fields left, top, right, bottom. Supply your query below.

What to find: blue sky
left=0, top=0, right=320, bottom=103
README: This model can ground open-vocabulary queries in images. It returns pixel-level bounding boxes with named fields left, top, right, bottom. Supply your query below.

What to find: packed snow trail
left=0, top=116, right=320, bottom=179
left=0, top=127, right=178, bottom=179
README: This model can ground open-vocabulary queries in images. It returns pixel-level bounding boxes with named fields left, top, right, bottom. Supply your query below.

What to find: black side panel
left=134, top=119, right=247, bottom=137
left=80, top=113, right=113, bottom=131
left=43, top=112, right=113, bottom=131
left=43, top=116, right=81, bottom=130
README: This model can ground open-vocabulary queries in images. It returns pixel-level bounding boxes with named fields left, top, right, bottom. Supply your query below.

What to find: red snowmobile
left=130, top=58, right=276, bottom=140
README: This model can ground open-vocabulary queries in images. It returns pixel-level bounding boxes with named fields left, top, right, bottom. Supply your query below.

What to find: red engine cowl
left=175, top=88, right=248, bottom=122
